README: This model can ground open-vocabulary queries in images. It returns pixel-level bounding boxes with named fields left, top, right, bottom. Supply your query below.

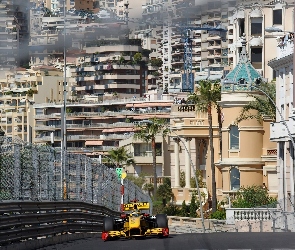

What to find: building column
left=185, top=137, right=192, bottom=188
left=289, top=141, right=294, bottom=212
left=195, top=139, right=200, bottom=170
left=278, top=142, right=285, bottom=211
left=174, top=138, right=180, bottom=188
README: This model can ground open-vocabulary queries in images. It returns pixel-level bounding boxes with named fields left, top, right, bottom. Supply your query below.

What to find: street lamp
left=169, top=128, right=206, bottom=233
left=251, top=84, right=295, bottom=211
left=61, top=0, right=67, bottom=200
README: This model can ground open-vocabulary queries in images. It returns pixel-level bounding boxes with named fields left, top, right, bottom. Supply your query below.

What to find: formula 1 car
left=101, top=200, right=169, bottom=241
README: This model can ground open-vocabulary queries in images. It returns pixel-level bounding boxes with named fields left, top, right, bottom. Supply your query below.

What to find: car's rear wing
left=123, top=202, right=150, bottom=211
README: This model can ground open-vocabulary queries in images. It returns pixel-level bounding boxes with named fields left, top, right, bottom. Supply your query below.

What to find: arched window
left=229, top=125, right=239, bottom=149
left=230, top=167, right=240, bottom=190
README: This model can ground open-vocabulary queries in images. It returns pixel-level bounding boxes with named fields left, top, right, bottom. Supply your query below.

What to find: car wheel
left=156, top=214, right=168, bottom=228
left=103, top=217, right=114, bottom=232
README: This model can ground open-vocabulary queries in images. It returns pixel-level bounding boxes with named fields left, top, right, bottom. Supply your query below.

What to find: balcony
left=34, top=125, right=56, bottom=131
left=270, top=121, right=292, bottom=141
left=103, top=74, right=140, bottom=80
left=108, top=83, right=140, bottom=89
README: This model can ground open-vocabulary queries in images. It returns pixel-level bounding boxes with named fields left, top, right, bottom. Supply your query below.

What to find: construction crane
left=177, top=24, right=227, bottom=92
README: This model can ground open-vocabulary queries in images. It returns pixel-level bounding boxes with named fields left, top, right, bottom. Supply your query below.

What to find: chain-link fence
left=0, top=137, right=152, bottom=212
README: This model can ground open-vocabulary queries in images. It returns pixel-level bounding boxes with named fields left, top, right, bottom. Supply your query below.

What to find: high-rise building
left=0, top=0, right=29, bottom=78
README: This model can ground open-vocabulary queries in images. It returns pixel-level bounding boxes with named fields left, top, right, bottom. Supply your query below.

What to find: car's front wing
left=102, top=227, right=169, bottom=241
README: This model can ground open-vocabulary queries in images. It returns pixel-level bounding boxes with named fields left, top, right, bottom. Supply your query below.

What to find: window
left=229, top=125, right=239, bottom=149
left=251, top=48, right=262, bottom=69
left=273, top=9, right=282, bottom=25
left=230, top=167, right=240, bottom=190
left=251, top=17, right=262, bottom=36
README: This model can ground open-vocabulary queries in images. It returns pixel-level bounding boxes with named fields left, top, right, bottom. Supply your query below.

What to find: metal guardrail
left=0, top=201, right=120, bottom=247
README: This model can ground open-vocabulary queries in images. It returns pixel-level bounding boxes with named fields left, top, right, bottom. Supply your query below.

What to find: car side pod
left=162, top=228, right=169, bottom=237
left=102, top=231, right=109, bottom=241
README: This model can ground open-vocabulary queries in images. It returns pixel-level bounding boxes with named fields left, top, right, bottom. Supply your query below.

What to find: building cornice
left=219, top=158, right=264, bottom=166
left=268, top=54, right=293, bottom=70
left=238, top=126, right=264, bottom=131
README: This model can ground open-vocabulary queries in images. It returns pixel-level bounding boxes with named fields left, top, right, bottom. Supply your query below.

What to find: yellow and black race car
left=101, top=200, right=169, bottom=241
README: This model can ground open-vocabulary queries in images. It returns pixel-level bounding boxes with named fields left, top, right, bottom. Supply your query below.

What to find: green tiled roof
left=223, top=35, right=262, bottom=85
left=225, top=61, right=261, bottom=84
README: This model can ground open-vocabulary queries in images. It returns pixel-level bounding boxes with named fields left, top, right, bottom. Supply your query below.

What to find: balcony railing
left=134, top=151, right=162, bottom=157
left=33, top=97, right=174, bottom=108
left=177, top=105, right=195, bottom=112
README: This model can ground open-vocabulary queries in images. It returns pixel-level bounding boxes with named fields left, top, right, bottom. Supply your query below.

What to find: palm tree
left=106, top=147, right=135, bottom=168
left=188, top=80, right=221, bottom=213
left=134, top=118, right=169, bottom=197
left=236, top=82, right=276, bottom=123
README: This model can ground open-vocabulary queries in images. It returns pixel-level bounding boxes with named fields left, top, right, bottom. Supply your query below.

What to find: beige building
left=74, top=0, right=99, bottom=12
left=0, top=66, right=69, bottom=142
left=169, top=39, right=277, bottom=205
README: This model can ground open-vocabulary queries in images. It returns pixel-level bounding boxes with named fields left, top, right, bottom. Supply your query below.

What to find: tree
left=180, top=170, right=185, bottom=188
left=180, top=200, right=189, bottom=217
left=156, top=177, right=174, bottom=206
left=189, top=192, right=198, bottom=218
left=106, top=147, right=135, bottom=168
left=143, top=183, right=154, bottom=196
left=187, top=80, right=221, bottom=213
left=232, top=185, right=277, bottom=208
left=236, top=82, right=276, bottom=123
left=133, top=52, right=142, bottom=64
left=190, top=169, right=206, bottom=188
left=134, top=118, right=169, bottom=197
left=125, top=172, right=146, bottom=188
left=150, top=58, right=163, bottom=67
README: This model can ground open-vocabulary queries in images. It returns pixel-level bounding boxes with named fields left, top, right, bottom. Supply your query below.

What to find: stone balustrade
left=226, top=208, right=278, bottom=225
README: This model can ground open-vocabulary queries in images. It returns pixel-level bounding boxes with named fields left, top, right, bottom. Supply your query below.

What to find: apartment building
left=30, top=97, right=173, bottom=155
left=0, top=66, right=69, bottom=141
left=74, top=0, right=99, bottom=12
left=139, top=0, right=293, bottom=94
left=268, top=33, right=294, bottom=211
left=0, top=0, right=29, bottom=78
left=29, top=8, right=87, bottom=67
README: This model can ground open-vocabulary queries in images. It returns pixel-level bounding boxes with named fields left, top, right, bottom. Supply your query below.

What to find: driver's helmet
left=131, top=204, right=139, bottom=216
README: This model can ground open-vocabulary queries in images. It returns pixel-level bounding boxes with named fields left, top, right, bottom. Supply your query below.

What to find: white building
left=268, top=33, right=294, bottom=212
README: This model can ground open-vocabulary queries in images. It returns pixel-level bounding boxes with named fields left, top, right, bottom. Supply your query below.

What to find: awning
left=126, top=102, right=173, bottom=108
left=85, top=140, right=103, bottom=146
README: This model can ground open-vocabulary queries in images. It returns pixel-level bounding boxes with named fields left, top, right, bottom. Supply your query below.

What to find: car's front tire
left=156, top=214, right=168, bottom=228
left=103, top=217, right=114, bottom=232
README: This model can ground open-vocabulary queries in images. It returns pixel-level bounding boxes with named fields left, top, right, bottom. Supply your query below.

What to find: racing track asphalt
left=37, top=232, right=295, bottom=250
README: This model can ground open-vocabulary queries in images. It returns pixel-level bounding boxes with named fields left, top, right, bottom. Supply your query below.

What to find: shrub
left=210, top=209, right=226, bottom=220
left=163, top=204, right=181, bottom=216
left=232, top=185, right=277, bottom=208
left=180, top=200, right=189, bottom=217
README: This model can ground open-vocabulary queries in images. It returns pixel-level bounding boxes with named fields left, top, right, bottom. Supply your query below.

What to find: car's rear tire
left=156, top=214, right=168, bottom=228
left=103, top=217, right=114, bottom=232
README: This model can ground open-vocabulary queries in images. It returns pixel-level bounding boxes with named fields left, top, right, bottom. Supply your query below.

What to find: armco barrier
left=0, top=201, right=120, bottom=248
